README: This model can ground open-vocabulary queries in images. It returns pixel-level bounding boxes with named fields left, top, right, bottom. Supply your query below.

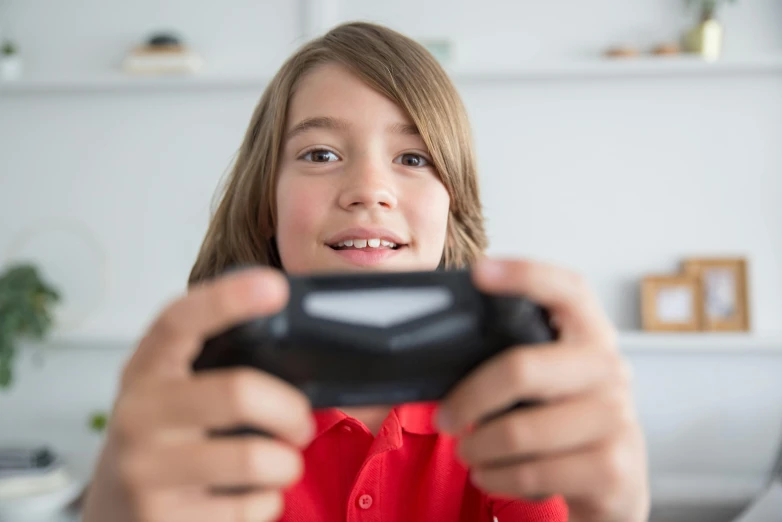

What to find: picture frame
left=682, top=257, right=750, bottom=332
left=641, top=275, right=702, bottom=332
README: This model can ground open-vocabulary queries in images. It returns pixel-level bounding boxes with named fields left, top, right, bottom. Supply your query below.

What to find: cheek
left=406, top=180, right=450, bottom=251
left=275, top=177, right=329, bottom=259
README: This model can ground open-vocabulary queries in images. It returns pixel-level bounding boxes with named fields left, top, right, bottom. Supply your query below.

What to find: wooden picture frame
left=682, top=257, right=750, bottom=332
left=641, top=275, right=702, bottom=332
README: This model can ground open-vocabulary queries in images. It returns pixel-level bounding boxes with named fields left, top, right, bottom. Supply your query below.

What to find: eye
left=301, top=149, right=339, bottom=163
left=395, top=153, right=430, bottom=168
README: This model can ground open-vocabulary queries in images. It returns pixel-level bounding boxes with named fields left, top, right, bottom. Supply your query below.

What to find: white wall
left=2, top=0, right=782, bottom=513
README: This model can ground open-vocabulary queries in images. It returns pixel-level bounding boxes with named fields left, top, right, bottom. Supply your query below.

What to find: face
left=275, top=63, right=451, bottom=274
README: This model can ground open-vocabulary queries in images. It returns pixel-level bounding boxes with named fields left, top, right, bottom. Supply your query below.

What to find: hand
left=82, top=268, right=315, bottom=522
left=437, top=258, right=650, bottom=522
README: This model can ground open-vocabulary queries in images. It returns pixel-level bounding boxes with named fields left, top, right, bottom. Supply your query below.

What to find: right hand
left=82, top=267, right=315, bottom=522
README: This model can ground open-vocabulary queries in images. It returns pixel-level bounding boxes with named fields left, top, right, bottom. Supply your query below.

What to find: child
left=82, top=22, right=649, bottom=522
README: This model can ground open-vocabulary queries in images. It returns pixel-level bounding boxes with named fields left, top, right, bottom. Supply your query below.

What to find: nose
left=338, top=156, right=398, bottom=211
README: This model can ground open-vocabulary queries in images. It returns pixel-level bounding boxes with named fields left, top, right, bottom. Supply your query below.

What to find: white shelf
left=0, top=71, right=271, bottom=93
left=449, top=54, right=782, bottom=81
left=2, top=55, right=781, bottom=94
left=651, top=473, right=766, bottom=504
left=18, top=332, right=138, bottom=352
left=619, top=332, right=782, bottom=354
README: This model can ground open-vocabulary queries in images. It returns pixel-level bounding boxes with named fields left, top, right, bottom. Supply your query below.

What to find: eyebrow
left=285, top=116, right=420, bottom=141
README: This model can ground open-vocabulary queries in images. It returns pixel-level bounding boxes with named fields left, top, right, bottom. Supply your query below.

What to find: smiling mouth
left=328, top=238, right=406, bottom=251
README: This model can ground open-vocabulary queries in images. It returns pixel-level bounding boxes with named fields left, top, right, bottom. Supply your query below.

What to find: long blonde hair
left=188, top=21, right=487, bottom=286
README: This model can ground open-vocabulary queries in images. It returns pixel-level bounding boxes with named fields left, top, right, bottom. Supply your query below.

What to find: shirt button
left=357, top=494, right=373, bottom=509
left=342, top=425, right=352, bottom=433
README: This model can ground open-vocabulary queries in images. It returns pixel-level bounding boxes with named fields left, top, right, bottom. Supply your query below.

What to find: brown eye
left=396, top=153, right=429, bottom=167
left=302, top=149, right=338, bottom=162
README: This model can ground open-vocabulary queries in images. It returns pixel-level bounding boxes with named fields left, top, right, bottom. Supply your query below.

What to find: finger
left=136, top=488, right=284, bottom=522
left=438, top=344, right=628, bottom=434
left=458, top=388, right=633, bottom=467
left=122, top=437, right=303, bottom=491
left=116, top=368, right=315, bottom=447
left=473, top=257, right=614, bottom=344
left=123, top=267, right=288, bottom=383
left=469, top=439, right=632, bottom=502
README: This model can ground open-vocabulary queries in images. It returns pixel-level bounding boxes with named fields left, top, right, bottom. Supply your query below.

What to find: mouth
left=328, top=239, right=404, bottom=251
left=324, top=228, right=409, bottom=266
left=325, top=227, right=409, bottom=251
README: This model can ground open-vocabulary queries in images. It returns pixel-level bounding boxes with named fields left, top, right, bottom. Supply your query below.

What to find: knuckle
left=224, top=371, right=257, bottom=421
left=239, top=441, right=269, bottom=482
left=599, top=443, right=629, bottom=492
left=508, top=349, right=533, bottom=388
left=604, top=390, right=636, bottom=431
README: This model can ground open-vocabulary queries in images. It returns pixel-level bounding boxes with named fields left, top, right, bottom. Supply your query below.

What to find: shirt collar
left=313, top=401, right=439, bottom=438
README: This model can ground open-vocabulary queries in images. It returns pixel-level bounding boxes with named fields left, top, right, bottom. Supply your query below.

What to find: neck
left=341, top=405, right=393, bottom=436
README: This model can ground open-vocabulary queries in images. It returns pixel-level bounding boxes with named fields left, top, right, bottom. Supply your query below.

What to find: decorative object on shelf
left=0, top=38, right=22, bottom=80
left=123, top=31, right=204, bottom=75
left=641, top=275, right=702, bottom=332
left=0, top=264, right=61, bottom=389
left=3, top=218, right=110, bottom=333
left=684, top=0, right=737, bottom=61
left=0, top=445, right=82, bottom=520
left=682, top=257, right=750, bottom=331
left=604, top=45, right=641, bottom=59
left=652, top=43, right=681, bottom=56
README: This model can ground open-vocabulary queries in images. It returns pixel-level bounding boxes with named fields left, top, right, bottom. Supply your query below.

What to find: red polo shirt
left=280, top=402, right=568, bottom=521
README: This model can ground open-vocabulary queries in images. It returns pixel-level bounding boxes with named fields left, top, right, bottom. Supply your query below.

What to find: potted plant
left=0, top=263, right=61, bottom=388
left=684, top=0, right=737, bottom=60
left=1, top=38, right=23, bottom=79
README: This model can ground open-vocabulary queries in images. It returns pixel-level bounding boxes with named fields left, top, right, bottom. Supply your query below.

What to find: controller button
left=358, top=494, right=373, bottom=509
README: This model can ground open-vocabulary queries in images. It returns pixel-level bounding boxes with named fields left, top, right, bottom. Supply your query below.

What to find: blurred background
left=1, top=1, right=781, bottom=521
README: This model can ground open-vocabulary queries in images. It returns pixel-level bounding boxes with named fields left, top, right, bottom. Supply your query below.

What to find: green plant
left=88, top=411, right=109, bottom=433
left=1, top=39, right=17, bottom=56
left=0, top=263, right=61, bottom=388
left=687, top=0, right=737, bottom=20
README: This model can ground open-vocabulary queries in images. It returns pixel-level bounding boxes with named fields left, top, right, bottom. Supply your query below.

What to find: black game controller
left=192, top=269, right=557, bottom=410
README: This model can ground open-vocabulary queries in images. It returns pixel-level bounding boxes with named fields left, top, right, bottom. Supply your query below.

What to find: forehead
left=287, top=62, right=413, bottom=127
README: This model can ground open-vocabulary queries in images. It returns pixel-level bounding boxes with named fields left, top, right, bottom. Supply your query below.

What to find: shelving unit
left=2, top=54, right=781, bottom=94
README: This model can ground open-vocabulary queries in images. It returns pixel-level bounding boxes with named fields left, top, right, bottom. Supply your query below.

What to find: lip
left=329, top=246, right=404, bottom=267
left=325, top=227, right=408, bottom=247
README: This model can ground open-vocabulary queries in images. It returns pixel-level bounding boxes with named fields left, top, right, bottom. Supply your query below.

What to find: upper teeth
left=335, top=238, right=397, bottom=248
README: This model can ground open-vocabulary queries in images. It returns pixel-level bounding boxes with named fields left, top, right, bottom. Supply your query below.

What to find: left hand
left=436, top=257, right=650, bottom=522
